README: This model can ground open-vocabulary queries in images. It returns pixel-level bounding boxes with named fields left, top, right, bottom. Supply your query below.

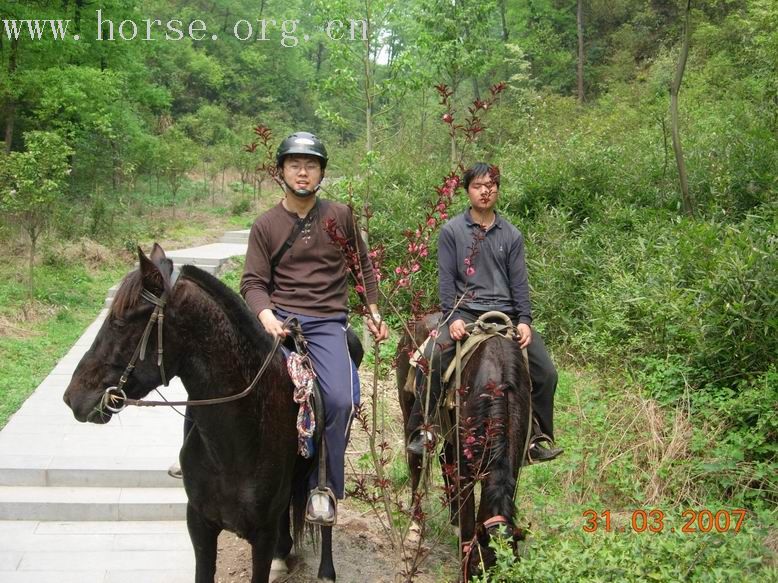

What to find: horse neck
left=464, top=340, right=526, bottom=523
left=168, top=280, right=281, bottom=404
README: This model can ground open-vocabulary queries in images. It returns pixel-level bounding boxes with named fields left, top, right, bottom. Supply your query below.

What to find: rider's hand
left=449, top=319, right=468, bottom=341
left=366, top=315, right=389, bottom=343
left=516, top=323, right=532, bottom=349
left=259, top=309, right=287, bottom=339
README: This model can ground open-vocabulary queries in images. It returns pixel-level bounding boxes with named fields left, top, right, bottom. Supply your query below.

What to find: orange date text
left=582, top=509, right=747, bottom=534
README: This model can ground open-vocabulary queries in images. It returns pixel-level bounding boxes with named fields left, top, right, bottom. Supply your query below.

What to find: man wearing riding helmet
left=241, top=131, right=388, bottom=525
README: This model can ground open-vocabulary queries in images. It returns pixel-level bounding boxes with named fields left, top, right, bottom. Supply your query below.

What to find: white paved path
left=0, top=231, right=249, bottom=581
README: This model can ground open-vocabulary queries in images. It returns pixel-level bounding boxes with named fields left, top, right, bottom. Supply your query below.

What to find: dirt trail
left=215, top=504, right=452, bottom=583
left=215, top=372, right=457, bottom=582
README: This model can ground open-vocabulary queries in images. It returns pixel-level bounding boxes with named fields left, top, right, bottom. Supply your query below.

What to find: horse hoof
left=269, top=558, right=288, bottom=582
left=317, top=579, right=335, bottom=583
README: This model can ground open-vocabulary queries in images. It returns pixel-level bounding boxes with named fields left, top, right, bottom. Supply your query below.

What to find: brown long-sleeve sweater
left=240, top=198, right=378, bottom=317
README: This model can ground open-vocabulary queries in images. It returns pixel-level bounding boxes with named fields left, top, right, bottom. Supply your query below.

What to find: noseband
left=102, top=286, right=283, bottom=414
left=103, top=288, right=168, bottom=413
left=461, top=514, right=512, bottom=580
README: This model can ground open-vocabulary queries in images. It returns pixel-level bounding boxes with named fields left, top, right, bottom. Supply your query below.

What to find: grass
left=0, top=258, right=127, bottom=428
left=500, top=369, right=778, bottom=582
left=0, top=179, right=260, bottom=429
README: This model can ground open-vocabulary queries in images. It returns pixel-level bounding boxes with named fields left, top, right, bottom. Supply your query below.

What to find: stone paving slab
left=0, top=486, right=188, bottom=521
left=220, top=229, right=251, bottom=244
left=0, top=573, right=106, bottom=582
left=165, top=242, right=248, bottom=264
left=16, top=549, right=194, bottom=571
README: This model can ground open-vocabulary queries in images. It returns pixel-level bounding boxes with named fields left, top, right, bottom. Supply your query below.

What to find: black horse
left=64, top=244, right=344, bottom=583
left=396, top=313, right=531, bottom=579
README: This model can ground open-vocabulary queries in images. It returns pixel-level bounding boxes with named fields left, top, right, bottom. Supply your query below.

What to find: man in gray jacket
left=406, top=162, right=562, bottom=463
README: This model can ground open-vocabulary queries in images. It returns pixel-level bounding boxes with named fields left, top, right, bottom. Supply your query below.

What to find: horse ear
left=150, top=243, right=174, bottom=282
left=149, top=243, right=166, bottom=264
left=138, top=246, right=164, bottom=294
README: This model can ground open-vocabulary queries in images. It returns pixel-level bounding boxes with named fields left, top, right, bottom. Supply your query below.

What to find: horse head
left=464, top=517, right=526, bottom=577
left=64, top=244, right=175, bottom=423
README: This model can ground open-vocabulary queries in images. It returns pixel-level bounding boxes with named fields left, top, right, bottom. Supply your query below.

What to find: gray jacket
left=438, top=209, right=533, bottom=324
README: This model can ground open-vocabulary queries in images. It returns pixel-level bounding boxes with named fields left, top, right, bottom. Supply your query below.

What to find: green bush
left=480, top=521, right=777, bottom=582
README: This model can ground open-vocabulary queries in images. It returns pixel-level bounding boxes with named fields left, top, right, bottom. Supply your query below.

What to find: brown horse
left=396, top=313, right=531, bottom=579
left=63, top=245, right=343, bottom=583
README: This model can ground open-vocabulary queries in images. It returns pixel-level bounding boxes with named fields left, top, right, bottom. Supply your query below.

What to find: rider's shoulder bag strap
left=270, top=199, right=325, bottom=270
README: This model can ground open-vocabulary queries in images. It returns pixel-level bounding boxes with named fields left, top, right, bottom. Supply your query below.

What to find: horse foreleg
left=187, top=503, right=221, bottom=583
left=317, top=525, right=336, bottom=582
left=440, top=443, right=458, bottom=527
left=250, top=527, right=278, bottom=583
left=270, top=503, right=293, bottom=580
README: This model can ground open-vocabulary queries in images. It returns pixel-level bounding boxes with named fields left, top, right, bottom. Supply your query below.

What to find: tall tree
left=670, top=0, right=694, bottom=216
left=0, top=131, right=73, bottom=302
left=577, top=0, right=585, bottom=103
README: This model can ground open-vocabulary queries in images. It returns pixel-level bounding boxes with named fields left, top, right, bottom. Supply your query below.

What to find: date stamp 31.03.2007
left=582, top=508, right=747, bottom=534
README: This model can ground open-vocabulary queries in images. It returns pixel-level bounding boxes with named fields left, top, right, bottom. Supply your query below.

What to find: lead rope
left=454, top=337, right=464, bottom=574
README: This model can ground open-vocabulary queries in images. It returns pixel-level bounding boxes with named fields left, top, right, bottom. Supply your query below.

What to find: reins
left=101, top=286, right=286, bottom=414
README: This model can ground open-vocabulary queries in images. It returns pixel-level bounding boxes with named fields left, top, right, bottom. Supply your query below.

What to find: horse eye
left=111, top=318, right=126, bottom=329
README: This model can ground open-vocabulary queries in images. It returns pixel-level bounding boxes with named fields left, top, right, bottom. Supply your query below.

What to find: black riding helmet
left=275, top=131, right=328, bottom=170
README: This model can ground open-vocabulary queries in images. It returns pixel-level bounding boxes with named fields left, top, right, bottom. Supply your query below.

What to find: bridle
left=101, top=286, right=282, bottom=415
left=461, top=515, right=512, bottom=580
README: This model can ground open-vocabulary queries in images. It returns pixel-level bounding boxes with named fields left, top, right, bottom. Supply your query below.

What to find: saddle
left=405, top=312, right=523, bottom=445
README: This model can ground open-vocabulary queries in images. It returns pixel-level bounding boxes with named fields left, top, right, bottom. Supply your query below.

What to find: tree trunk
left=362, top=97, right=373, bottom=350
left=670, top=0, right=694, bottom=216
left=4, top=37, right=18, bottom=152
left=315, top=42, right=324, bottom=78
left=577, top=0, right=585, bottom=105
left=27, top=226, right=37, bottom=305
left=499, top=0, right=509, bottom=41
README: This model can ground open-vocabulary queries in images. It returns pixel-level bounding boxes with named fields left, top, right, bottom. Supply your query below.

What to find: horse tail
left=290, top=457, right=311, bottom=548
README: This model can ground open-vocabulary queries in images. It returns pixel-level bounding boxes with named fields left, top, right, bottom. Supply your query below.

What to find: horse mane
left=110, top=270, right=144, bottom=318
left=464, top=337, right=529, bottom=523
left=178, top=264, right=278, bottom=356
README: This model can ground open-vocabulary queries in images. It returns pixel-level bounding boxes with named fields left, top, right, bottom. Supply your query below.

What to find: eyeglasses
left=285, top=162, right=321, bottom=174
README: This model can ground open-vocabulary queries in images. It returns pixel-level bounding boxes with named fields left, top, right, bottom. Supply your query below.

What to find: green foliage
left=0, top=257, right=126, bottom=429
left=481, top=522, right=777, bottom=582
left=0, top=131, right=73, bottom=223
left=230, top=197, right=252, bottom=216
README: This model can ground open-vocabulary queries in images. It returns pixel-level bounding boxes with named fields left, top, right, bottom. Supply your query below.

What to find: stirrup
left=167, top=462, right=183, bottom=479
left=305, top=487, right=337, bottom=526
left=526, top=432, right=563, bottom=464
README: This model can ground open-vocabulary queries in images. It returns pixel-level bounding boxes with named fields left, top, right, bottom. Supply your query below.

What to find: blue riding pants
left=276, top=308, right=360, bottom=499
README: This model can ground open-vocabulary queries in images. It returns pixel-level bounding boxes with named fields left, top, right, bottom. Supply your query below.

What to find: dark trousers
left=276, top=308, right=359, bottom=499
left=408, top=311, right=558, bottom=441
